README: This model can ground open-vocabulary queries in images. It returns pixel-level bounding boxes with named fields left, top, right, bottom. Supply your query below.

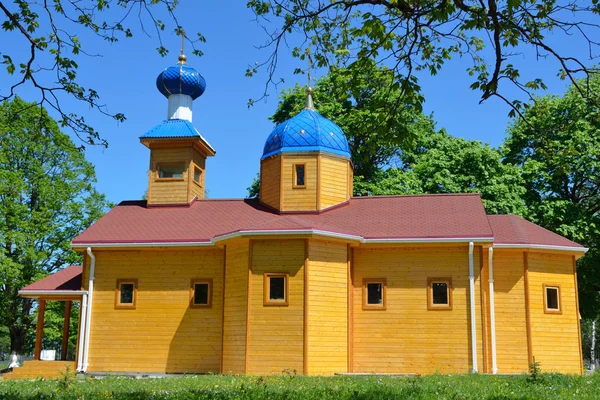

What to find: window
left=157, top=163, right=184, bottom=180
left=115, top=279, right=137, bottom=309
left=293, top=164, right=306, bottom=188
left=427, top=278, right=452, bottom=310
left=543, top=284, right=562, bottom=314
left=363, top=279, right=387, bottom=310
left=264, top=273, right=289, bottom=306
left=193, top=166, right=202, bottom=185
left=190, top=279, right=212, bottom=308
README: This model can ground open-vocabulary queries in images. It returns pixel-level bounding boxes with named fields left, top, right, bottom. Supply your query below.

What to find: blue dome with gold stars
left=262, top=91, right=350, bottom=159
left=156, top=61, right=206, bottom=100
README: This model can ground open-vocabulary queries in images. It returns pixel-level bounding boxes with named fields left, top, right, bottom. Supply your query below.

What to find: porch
left=1, top=266, right=85, bottom=380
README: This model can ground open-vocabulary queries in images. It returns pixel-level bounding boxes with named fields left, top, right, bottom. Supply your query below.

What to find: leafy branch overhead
left=247, top=0, right=600, bottom=116
left=0, top=0, right=205, bottom=148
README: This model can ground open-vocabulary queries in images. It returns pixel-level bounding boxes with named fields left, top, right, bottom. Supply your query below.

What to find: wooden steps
left=1, top=361, right=76, bottom=380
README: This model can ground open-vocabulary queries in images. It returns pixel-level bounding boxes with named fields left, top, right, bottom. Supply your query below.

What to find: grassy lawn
left=0, top=373, right=599, bottom=399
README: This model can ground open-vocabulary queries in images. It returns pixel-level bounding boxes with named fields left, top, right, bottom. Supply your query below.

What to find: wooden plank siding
left=189, top=149, right=206, bottom=201
left=222, top=241, right=250, bottom=374
left=259, top=156, right=281, bottom=210
left=527, top=252, right=581, bottom=373
left=319, top=155, right=349, bottom=209
left=307, top=240, right=348, bottom=375
left=85, top=249, right=224, bottom=373
left=352, top=245, right=484, bottom=374
left=247, top=239, right=305, bottom=375
left=281, top=155, right=318, bottom=211
left=491, top=250, right=529, bottom=373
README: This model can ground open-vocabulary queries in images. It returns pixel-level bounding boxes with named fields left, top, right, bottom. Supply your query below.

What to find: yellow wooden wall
left=281, top=155, right=318, bottom=211
left=148, top=148, right=190, bottom=205
left=490, top=250, right=529, bottom=373
left=222, top=241, right=250, bottom=374
left=247, top=239, right=305, bottom=374
left=352, top=245, right=483, bottom=374
left=189, top=149, right=206, bottom=201
left=85, top=248, right=224, bottom=373
left=320, top=155, right=350, bottom=209
left=528, top=252, right=581, bottom=374
left=307, top=240, right=348, bottom=375
left=260, top=156, right=280, bottom=210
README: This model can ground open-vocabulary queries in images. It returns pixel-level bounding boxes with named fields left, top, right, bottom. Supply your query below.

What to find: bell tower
left=140, top=42, right=215, bottom=206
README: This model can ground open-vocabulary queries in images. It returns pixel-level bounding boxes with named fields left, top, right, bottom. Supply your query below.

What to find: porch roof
left=19, top=266, right=84, bottom=299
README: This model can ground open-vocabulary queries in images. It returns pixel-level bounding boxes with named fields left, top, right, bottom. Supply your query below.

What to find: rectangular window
left=115, top=279, right=137, bottom=309
left=427, top=278, right=452, bottom=310
left=263, top=273, right=289, bottom=306
left=543, top=284, right=562, bottom=314
left=193, top=166, right=202, bottom=185
left=157, top=163, right=184, bottom=180
left=293, top=164, right=306, bottom=188
left=190, top=279, right=212, bottom=308
left=362, top=279, right=387, bottom=310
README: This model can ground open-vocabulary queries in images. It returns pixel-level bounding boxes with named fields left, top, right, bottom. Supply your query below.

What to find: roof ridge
left=351, top=193, right=482, bottom=200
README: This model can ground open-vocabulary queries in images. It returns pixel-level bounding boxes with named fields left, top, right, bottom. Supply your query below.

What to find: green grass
left=0, top=373, right=599, bottom=399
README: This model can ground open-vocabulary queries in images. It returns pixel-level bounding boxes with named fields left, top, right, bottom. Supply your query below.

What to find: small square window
left=293, top=164, right=306, bottom=188
left=543, top=284, right=562, bottom=314
left=363, top=279, right=386, bottom=310
left=428, top=278, right=452, bottom=310
left=193, top=166, right=202, bottom=185
left=157, top=164, right=184, bottom=179
left=190, top=279, right=212, bottom=308
left=115, top=279, right=137, bottom=309
left=264, top=273, right=289, bottom=306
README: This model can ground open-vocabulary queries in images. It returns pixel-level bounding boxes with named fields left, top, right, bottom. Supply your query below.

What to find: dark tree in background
left=0, top=97, right=111, bottom=354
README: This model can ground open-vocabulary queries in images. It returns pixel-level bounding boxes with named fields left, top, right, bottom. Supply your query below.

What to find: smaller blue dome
left=262, top=109, right=351, bottom=159
left=156, top=64, right=206, bottom=100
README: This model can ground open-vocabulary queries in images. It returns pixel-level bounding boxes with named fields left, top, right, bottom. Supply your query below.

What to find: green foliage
left=528, top=357, right=543, bottom=384
left=1, top=374, right=600, bottom=399
left=248, top=0, right=599, bottom=118
left=271, top=60, right=431, bottom=180
left=503, top=77, right=600, bottom=318
left=247, top=173, right=260, bottom=199
left=355, top=130, right=526, bottom=215
left=0, top=1, right=201, bottom=147
left=0, top=326, right=9, bottom=361
left=0, top=97, right=111, bottom=354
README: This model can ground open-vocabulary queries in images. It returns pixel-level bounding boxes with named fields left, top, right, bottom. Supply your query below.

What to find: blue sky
left=1, top=1, right=594, bottom=203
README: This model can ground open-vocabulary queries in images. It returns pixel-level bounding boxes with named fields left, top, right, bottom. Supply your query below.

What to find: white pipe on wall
left=468, top=241, right=478, bottom=373
left=488, top=247, right=498, bottom=374
left=82, top=247, right=96, bottom=372
left=76, top=293, right=88, bottom=372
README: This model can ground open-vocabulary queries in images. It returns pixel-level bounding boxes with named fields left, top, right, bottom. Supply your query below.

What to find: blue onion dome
left=156, top=55, right=206, bottom=100
left=262, top=89, right=351, bottom=159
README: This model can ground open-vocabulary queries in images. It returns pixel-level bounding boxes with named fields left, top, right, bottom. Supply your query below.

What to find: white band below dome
left=168, top=94, right=193, bottom=122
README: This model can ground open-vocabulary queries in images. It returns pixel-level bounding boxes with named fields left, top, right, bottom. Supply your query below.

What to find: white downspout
left=488, top=247, right=498, bottom=374
left=83, top=247, right=96, bottom=372
left=468, top=241, right=478, bottom=373
left=76, top=293, right=87, bottom=372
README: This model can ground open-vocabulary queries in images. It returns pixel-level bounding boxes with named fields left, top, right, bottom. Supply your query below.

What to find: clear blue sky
left=1, top=1, right=592, bottom=203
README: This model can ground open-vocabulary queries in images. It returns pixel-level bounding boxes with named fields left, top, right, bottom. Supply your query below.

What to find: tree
left=356, top=130, right=526, bottom=215
left=0, top=96, right=110, bottom=354
left=271, top=60, right=434, bottom=181
left=248, top=0, right=600, bottom=117
left=503, top=77, right=600, bottom=319
left=247, top=173, right=260, bottom=199
left=0, top=1, right=204, bottom=147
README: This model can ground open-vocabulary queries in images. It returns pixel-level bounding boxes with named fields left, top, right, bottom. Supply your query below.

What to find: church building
left=6, top=52, right=587, bottom=379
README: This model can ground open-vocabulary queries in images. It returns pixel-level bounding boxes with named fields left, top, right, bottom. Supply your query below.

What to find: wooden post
left=61, top=301, right=72, bottom=361
left=34, top=299, right=46, bottom=360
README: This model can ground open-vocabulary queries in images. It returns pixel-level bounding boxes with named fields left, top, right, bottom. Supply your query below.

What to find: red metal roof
left=20, top=266, right=82, bottom=292
left=72, top=194, right=495, bottom=244
left=487, top=214, right=584, bottom=249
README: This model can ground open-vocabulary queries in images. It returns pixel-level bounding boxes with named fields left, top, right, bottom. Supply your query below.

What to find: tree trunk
left=9, top=326, right=26, bottom=355
left=592, top=319, right=597, bottom=371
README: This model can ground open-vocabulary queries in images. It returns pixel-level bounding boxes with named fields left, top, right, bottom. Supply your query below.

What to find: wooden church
left=7, top=50, right=587, bottom=379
